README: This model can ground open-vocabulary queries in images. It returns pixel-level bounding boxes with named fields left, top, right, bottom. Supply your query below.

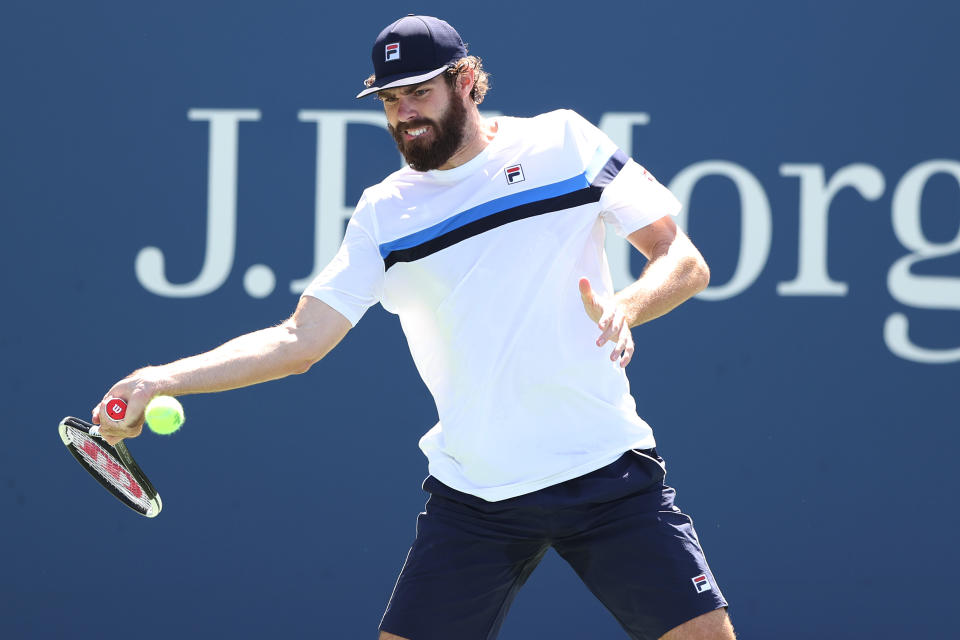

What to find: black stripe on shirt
left=382, top=150, right=628, bottom=270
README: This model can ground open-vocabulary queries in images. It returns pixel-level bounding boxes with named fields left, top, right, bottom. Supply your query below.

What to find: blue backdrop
left=3, top=1, right=958, bottom=638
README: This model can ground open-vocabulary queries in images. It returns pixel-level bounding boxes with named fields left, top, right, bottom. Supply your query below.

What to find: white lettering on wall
left=132, top=108, right=958, bottom=364
left=885, top=160, right=960, bottom=363
left=291, top=110, right=391, bottom=294
left=135, top=109, right=261, bottom=297
left=777, top=164, right=886, bottom=296
left=669, top=161, right=773, bottom=301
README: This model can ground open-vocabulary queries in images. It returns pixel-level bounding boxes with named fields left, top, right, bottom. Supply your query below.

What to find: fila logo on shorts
left=692, top=574, right=713, bottom=593
left=505, top=164, right=525, bottom=185
left=385, top=43, right=400, bottom=61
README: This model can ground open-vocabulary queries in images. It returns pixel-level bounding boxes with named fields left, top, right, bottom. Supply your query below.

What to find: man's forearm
left=137, top=322, right=326, bottom=398
left=95, top=295, right=351, bottom=444
left=615, top=234, right=710, bottom=328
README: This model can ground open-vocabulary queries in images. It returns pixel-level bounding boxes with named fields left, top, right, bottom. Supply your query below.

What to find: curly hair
left=364, top=55, right=491, bottom=104
left=444, top=56, right=490, bottom=104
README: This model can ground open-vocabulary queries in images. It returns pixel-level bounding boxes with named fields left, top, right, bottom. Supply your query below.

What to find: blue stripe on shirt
left=378, top=172, right=591, bottom=259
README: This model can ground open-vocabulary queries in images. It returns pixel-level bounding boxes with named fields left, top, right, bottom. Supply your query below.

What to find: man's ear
left=457, top=66, right=476, bottom=98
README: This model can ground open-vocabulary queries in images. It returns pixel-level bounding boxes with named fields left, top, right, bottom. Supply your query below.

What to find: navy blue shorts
left=379, top=449, right=727, bottom=640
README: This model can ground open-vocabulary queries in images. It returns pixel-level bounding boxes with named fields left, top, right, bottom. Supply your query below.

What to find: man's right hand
left=92, top=370, right=160, bottom=445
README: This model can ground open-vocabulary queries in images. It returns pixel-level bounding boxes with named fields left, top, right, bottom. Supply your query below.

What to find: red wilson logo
left=81, top=440, right=143, bottom=498
left=106, top=399, right=127, bottom=421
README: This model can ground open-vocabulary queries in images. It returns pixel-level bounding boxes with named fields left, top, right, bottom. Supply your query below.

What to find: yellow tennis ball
left=145, top=396, right=185, bottom=435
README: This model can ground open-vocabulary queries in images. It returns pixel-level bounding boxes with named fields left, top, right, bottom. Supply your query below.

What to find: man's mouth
left=404, top=126, right=430, bottom=139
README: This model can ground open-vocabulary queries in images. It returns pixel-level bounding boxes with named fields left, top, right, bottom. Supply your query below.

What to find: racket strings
left=67, top=426, right=153, bottom=513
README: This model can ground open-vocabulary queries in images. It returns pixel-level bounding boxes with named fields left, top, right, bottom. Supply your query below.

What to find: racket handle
left=105, top=398, right=128, bottom=421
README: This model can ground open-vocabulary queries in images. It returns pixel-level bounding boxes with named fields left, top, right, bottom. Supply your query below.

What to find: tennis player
left=95, top=15, right=735, bottom=640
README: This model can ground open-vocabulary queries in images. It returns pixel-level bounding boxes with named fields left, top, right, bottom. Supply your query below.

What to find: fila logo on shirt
left=385, top=43, right=400, bottom=61
left=692, top=574, right=713, bottom=593
left=504, top=164, right=525, bottom=185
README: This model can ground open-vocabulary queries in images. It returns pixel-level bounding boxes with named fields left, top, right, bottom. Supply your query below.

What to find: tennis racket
left=59, top=406, right=162, bottom=518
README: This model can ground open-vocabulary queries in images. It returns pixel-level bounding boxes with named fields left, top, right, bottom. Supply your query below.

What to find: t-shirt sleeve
left=562, top=109, right=682, bottom=238
left=300, top=198, right=384, bottom=327
left=599, top=159, right=682, bottom=237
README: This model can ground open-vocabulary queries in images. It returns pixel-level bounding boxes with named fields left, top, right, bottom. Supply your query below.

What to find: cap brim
left=355, top=65, right=449, bottom=99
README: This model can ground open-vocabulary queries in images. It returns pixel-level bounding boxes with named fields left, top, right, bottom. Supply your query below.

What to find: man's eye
left=415, top=89, right=429, bottom=97
left=380, top=95, right=397, bottom=103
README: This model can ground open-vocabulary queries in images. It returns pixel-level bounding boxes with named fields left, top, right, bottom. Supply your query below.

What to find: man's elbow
left=281, top=314, right=351, bottom=375
left=683, top=253, right=710, bottom=295
left=692, top=256, right=710, bottom=293
left=290, top=357, right=317, bottom=376
left=285, top=333, right=331, bottom=376
left=662, top=228, right=710, bottom=295
left=282, top=333, right=321, bottom=376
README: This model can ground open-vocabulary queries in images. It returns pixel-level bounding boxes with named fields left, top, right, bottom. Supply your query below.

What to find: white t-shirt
left=303, top=109, right=681, bottom=501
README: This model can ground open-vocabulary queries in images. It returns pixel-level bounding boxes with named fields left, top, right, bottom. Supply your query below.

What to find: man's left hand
left=578, top=278, right=634, bottom=368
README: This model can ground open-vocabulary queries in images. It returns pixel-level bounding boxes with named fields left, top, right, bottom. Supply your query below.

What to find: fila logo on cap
left=505, top=164, right=525, bottom=185
left=385, top=43, right=400, bottom=61
left=691, top=574, right=713, bottom=593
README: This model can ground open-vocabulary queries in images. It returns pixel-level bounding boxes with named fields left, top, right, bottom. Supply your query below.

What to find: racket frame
left=59, top=416, right=162, bottom=518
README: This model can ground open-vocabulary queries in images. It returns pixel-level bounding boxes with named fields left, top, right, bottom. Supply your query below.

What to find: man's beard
left=388, top=92, right=468, bottom=172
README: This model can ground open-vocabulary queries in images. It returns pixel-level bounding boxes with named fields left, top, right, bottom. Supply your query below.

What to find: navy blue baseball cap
left=356, top=15, right=467, bottom=99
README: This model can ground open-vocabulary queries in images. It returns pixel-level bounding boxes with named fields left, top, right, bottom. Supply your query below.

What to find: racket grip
left=105, top=398, right=128, bottom=421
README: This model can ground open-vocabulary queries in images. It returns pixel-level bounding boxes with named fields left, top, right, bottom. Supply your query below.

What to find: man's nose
left=397, top=97, right=418, bottom=121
